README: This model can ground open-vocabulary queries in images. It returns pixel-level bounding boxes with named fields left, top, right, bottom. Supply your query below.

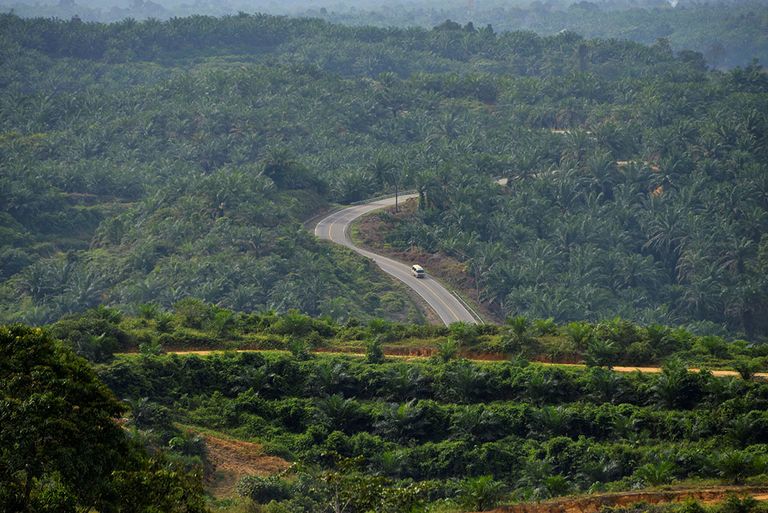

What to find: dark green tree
left=0, top=324, right=207, bottom=513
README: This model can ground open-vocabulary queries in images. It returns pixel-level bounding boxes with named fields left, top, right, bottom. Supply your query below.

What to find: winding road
left=313, top=194, right=480, bottom=325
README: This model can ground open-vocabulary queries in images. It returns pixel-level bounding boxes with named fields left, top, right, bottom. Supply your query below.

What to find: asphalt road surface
left=314, top=194, right=480, bottom=325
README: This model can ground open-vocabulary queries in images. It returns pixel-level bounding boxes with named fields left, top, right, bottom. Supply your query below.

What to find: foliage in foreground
left=4, top=317, right=768, bottom=512
left=0, top=324, right=208, bottom=513
left=97, top=343, right=768, bottom=512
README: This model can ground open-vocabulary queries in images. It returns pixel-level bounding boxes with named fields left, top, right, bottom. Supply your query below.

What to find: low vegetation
left=97, top=334, right=768, bottom=511
left=3, top=309, right=768, bottom=511
left=51, top=305, right=768, bottom=373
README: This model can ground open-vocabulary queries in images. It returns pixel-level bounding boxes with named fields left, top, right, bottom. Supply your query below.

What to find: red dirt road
left=161, top=348, right=767, bottom=379
left=479, top=486, right=768, bottom=513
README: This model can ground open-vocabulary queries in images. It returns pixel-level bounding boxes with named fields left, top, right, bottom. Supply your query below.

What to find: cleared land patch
left=193, top=430, right=290, bottom=498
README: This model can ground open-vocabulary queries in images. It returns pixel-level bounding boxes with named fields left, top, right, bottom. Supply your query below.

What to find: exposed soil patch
left=481, top=486, right=768, bottom=513
left=561, top=363, right=767, bottom=379
left=353, top=198, right=501, bottom=324
left=199, top=432, right=290, bottom=498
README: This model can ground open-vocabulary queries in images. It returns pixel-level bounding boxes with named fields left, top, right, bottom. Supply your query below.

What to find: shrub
left=712, top=451, right=766, bottom=484
left=449, top=322, right=480, bottom=346
left=50, top=309, right=133, bottom=362
left=720, top=495, right=760, bottom=513
left=435, top=339, right=459, bottom=362
left=632, top=461, right=676, bottom=486
left=584, top=338, right=618, bottom=368
left=624, top=341, right=654, bottom=364
left=137, top=303, right=159, bottom=320
left=457, top=475, right=506, bottom=511
left=695, top=336, right=731, bottom=359
left=138, top=339, right=164, bottom=356
left=532, top=318, right=559, bottom=336
left=287, top=338, right=312, bottom=360
left=173, top=298, right=214, bottom=329
left=236, top=475, right=292, bottom=503
left=155, top=312, right=175, bottom=333
left=732, top=358, right=762, bottom=380
left=366, top=337, right=385, bottom=364
left=566, top=321, right=594, bottom=350
left=502, top=316, right=533, bottom=354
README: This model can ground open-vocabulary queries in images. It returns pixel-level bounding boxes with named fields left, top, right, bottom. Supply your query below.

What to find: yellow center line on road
left=419, top=277, right=464, bottom=323
left=312, top=195, right=478, bottom=325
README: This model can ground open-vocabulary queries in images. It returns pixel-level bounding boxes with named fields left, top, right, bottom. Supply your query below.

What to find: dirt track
left=480, top=486, right=768, bottom=513
left=161, top=348, right=767, bottom=379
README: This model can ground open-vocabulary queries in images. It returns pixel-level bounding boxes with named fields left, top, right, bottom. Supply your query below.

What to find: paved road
left=313, top=194, right=480, bottom=325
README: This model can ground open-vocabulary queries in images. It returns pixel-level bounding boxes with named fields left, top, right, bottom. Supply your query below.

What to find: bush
left=624, top=341, right=654, bottom=364
left=457, top=475, right=506, bottom=511
left=139, top=339, right=164, bottom=356
left=695, top=336, right=731, bottom=359
left=566, top=321, right=594, bottom=350
left=366, top=337, right=385, bottom=364
left=50, top=309, right=133, bottom=362
left=720, top=495, right=761, bottom=513
left=434, top=339, right=459, bottom=362
left=632, top=461, right=676, bottom=486
left=449, top=322, right=480, bottom=346
left=174, top=298, right=214, bottom=329
left=584, top=338, right=618, bottom=368
left=712, top=451, right=766, bottom=484
left=732, top=358, right=762, bottom=380
left=287, top=338, right=312, bottom=360
left=236, top=475, right=292, bottom=503
left=532, top=318, right=559, bottom=336
left=271, top=310, right=334, bottom=338
left=155, top=312, right=175, bottom=333
left=502, top=316, right=534, bottom=355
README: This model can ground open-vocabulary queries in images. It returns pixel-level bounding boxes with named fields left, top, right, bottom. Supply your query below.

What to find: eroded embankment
left=480, top=487, right=768, bottom=513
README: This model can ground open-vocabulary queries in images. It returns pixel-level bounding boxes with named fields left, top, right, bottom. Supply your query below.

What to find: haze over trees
left=2, top=0, right=768, bottom=67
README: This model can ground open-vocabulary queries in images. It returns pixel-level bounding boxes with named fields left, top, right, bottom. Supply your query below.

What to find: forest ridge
left=3, top=0, right=768, bottom=67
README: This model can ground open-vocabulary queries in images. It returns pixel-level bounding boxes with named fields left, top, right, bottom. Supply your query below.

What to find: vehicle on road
left=411, top=264, right=425, bottom=278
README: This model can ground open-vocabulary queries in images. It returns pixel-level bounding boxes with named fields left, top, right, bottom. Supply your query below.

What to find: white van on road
left=411, top=264, right=425, bottom=278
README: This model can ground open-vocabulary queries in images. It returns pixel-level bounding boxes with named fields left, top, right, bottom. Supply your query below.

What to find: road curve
left=313, top=194, right=480, bottom=325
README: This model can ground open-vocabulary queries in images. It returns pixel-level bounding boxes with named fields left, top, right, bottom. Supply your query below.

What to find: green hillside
left=3, top=11, right=768, bottom=513
left=1, top=14, right=767, bottom=338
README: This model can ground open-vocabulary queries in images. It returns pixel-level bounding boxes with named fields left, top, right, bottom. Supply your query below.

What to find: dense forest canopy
left=301, top=0, right=768, bottom=69
left=2, top=0, right=768, bottom=67
left=1, top=13, right=767, bottom=339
